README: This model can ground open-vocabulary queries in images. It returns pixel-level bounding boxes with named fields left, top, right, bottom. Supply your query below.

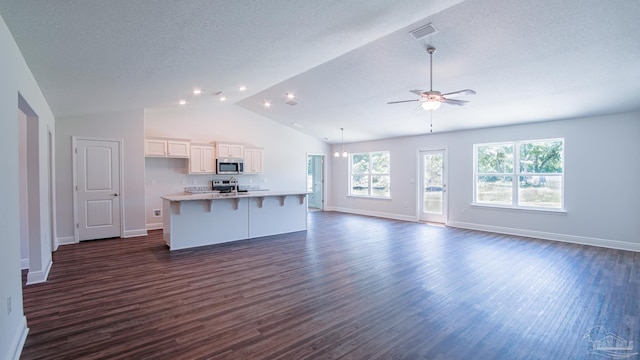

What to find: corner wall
left=0, top=12, right=56, bottom=360
left=330, top=112, right=640, bottom=250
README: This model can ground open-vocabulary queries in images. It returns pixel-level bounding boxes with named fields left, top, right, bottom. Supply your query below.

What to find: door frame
left=306, top=153, right=326, bottom=211
left=416, top=147, right=448, bottom=224
left=72, top=136, right=125, bottom=242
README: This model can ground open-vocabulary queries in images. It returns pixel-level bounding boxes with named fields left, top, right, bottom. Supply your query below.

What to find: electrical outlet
left=153, top=209, right=162, bottom=217
left=7, top=296, right=11, bottom=315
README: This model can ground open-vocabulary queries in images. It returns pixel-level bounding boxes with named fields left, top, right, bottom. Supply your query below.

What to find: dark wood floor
left=21, top=211, right=639, bottom=360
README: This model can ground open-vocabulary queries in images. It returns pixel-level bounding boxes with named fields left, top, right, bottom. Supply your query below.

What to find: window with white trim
left=473, top=138, right=564, bottom=209
left=349, top=151, right=390, bottom=198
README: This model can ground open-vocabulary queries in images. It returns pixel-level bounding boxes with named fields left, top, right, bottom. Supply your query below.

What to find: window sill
left=347, top=195, right=391, bottom=200
left=471, top=203, right=567, bottom=215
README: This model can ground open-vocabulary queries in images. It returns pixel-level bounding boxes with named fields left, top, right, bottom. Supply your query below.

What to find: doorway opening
left=307, top=154, right=325, bottom=211
left=19, top=94, right=53, bottom=284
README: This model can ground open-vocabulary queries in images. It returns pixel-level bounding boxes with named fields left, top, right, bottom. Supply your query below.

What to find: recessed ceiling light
left=220, top=96, right=227, bottom=102
left=291, top=122, right=303, bottom=128
left=239, top=85, right=247, bottom=92
left=263, top=101, right=271, bottom=108
left=286, top=93, right=295, bottom=99
left=179, top=99, right=187, bottom=105
left=193, top=89, right=202, bottom=95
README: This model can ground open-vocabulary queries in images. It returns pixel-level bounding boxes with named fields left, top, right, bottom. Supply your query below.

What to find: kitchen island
left=161, top=191, right=307, bottom=250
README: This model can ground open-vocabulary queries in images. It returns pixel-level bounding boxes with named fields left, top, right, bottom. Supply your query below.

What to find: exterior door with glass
left=307, top=155, right=324, bottom=210
left=419, top=149, right=447, bottom=223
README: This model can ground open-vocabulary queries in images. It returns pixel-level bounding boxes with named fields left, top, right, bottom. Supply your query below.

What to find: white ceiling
left=1, top=0, right=639, bottom=144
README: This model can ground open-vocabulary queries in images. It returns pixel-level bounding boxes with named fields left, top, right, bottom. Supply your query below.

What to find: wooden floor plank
left=20, top=211, right=640, bottom=359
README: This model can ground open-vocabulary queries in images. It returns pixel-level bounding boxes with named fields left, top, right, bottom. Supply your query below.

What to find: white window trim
left=473, top=138, right=565, bottom=212
left=349, top=151, right=391, bottom=199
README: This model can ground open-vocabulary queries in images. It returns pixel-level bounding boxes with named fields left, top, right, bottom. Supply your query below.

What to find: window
left=474, top=138, right=564, bottom=210
left=350, top=151, right=390, bottom=198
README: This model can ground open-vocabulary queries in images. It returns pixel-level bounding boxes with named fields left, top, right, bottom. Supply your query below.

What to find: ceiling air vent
left=409, top=23, right=438, bottom=40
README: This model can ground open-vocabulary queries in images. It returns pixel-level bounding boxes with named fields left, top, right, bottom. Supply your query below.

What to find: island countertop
left=161, top=190, right=307, bottom=202
left=161, top=190, right=308, bottom=250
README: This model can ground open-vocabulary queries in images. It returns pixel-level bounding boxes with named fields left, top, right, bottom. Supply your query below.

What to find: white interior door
left=76, top=138, right=122, bottom=241
left=419, top=149, right=447, bottom=223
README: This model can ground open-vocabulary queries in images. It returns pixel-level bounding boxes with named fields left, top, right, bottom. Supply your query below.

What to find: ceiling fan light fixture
left=421, top=100, right=441, bottom=111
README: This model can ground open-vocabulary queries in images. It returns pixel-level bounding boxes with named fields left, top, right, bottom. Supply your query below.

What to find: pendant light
left=334, top=128, right=348, bottom=157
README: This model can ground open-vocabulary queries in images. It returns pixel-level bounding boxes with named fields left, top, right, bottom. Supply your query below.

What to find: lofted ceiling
left=1, top=0, right=639, bottom=144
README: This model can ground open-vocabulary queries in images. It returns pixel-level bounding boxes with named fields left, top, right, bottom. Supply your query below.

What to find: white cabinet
left=215, top=142, right=244, bottom=159
left=244, top=148, right=264, bottom=173
left=145, top=138, right=190, bottom=158
left=189, top=144, right=216, bottom=174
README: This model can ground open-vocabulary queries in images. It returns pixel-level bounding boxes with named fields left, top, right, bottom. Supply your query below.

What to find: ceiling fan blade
left=387, top=99, right=419, bottom=104
left=442, top=98, right=468, bottom=106
left=442, top=89, right=476, bottom=98
left=409, top=89, right=425, bottom=96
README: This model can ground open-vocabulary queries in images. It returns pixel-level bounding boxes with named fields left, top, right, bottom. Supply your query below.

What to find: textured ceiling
left=1, top=0, right=639, bottom=143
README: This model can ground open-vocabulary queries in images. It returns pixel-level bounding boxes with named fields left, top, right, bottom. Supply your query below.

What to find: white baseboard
left=146, top=222, right=163, bottom=230
left=57, top=235, right=75, bottom=246
left=8, top=316, right=28, bottom=360
left=20, top=258, right=28, bottom=270
left=26, top=258, right=52, bottom=285
left=328, top=207, right=417, bottom=222
left=447, top=221, right=640, bottom=253
left=124, top=229, right=148, bottom=238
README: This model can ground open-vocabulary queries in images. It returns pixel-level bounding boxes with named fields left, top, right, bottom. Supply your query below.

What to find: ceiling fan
left=388, top=46, right=476, bottom=110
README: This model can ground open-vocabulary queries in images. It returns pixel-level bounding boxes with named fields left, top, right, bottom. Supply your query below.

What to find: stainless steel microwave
left=216, top=159, right=244, bottom=174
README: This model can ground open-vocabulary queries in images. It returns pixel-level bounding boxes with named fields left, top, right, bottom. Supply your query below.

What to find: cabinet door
left=189, top=146, right=204, bottom=173
left=229, top=144, right=244, bottom=158
left=216, top=143, right=230, bottom=158
left=244, top=148, right=263, bottom=173
left=201, top=146, right=216, bottom=173
left=168, top=141, right=190, bottom=158
left=145, top=139, right=167, bottom=157
left=217, top=143, right=244, bottom=158
left=189, top=145, right=215, bottom=174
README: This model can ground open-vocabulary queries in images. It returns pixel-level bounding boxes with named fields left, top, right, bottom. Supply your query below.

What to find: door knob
left=111, top=193, right=118, bottom=197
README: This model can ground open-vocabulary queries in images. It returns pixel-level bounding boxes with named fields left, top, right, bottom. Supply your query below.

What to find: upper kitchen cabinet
left=215, top=142, right=244, bottom=159
left=244, top=148, right=264, bottom=174
left=145, top=138, right=190, bottom=158
left=189, top=144, right=216, bottom=174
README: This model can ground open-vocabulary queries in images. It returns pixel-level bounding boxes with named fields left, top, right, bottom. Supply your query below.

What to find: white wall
left=55, top=110, right=147, bottom=241
left=18, top=110, right=29, bottom=269
left=330, top=112, right=640, bottom=250
left=144, top=103, right=331, bottom=228
left=0, top=12, right=55, bottom=360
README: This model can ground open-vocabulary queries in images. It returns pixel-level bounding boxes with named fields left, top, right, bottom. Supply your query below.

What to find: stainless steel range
left=212, top=179, right=247, bottom=193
